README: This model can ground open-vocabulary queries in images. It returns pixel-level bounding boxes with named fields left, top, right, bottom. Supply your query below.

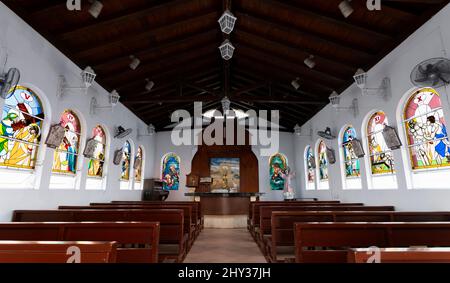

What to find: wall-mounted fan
left=114, top=126, right=132, bottom=139
left=0, top=68, right=20, bottom=99
left=411, top=57, right=450, bottom=88
left=317, top=127, right=336, bottom=140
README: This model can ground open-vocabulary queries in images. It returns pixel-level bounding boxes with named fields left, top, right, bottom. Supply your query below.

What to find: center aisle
left=184, top=229, right=267, bottom=263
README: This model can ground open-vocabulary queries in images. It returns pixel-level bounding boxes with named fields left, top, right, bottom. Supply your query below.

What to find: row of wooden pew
left=1, top=200, right=203, bottom=263
left=248, top=200, right=450, bottom=263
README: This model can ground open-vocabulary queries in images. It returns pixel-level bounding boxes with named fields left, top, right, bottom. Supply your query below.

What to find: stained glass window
left=269, top=153, right=288, bottom=191
left=367, top=111, right=395, bottom=175
left=305, top=146, right=315, bottom=184
left=87, top=125, right=106, bottom=178
left=404, top=87, right=450, bottom=170
left=121, top=141, right=131, bottom=181
left=317, top=140, right=329, bottom=181
left=0, top=86, right=45, bottom=170
left=162, top=153, right=180, bottom=191
left=342, top=126, right=361, bottom=178
left=52, top=110, right=80, bottom=175
left=134, top=146, right=143, bottom=183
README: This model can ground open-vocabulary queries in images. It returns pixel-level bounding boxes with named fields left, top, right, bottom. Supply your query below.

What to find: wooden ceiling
left=3, top=0, right=449, bottom=131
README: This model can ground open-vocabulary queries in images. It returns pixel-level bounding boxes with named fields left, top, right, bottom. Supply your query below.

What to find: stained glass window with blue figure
left=318, top=140, right=329, bottom=181
left=52, top=110, right=80, bottom=174
left=162, top=153, right=180, bottom=191
left=342, top=126, right=361, bottom=178
left=269, top=153, right=287, bottom=191
left=404, top=88, right=450, bottom=170
left=121, top=141, right=131, bottom=181
left=0, top=86, right=45, bottom=170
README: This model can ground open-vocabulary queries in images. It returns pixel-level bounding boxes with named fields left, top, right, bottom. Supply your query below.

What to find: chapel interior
left=1, top=0, right=450, bottom=264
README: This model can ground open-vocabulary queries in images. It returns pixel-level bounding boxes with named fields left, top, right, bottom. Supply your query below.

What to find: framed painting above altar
left=210, top=158, right=240, bottom=191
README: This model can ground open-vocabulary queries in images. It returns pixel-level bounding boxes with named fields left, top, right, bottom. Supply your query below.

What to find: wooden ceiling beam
left=234, top=30, right=355, bottom=77
left=236, top=13, right=373, bottom=65
left=236, top=0, right=392, bottom=47
left=118, top=63, right=219, bottom=95
left=53, top=0, right=191, bottom=36
left=71, top=12, right=220, bottom=58
left=92, top=30, right=220, bottom=72
left=232, top=65, right=329, bottom=99
left=101, top=44, right=218, bottom=88
left=237, top=50, right=342, bottom=91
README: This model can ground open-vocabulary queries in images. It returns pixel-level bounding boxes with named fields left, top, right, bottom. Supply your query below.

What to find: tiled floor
left=184, top=229, right=267, bottom=263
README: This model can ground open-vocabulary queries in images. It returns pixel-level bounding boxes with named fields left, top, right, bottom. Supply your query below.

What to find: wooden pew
left=250, top=202, right=364, bottom=234
left=0, top=222, right=159, bottom=263
left=96, top=201, right=204, bottom=232
left=252, top=205, right=394, bottom=241
left=294, top=222, right=450, bottom=263
left=0, top=241, right=117, bottom=263
left=247, top=201, right=341, bottom=230
left=59, top=204, right=196, bottom=250
left=348, top=247, right=450, bottom=263
left=12, top=209, right=184, bottom=263
left=268, top=211, right=450, bottom=263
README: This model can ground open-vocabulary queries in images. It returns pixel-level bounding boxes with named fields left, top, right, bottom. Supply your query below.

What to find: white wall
left=0, top=3, right=156, bottom=221
left=153, top=131, right=295, bottom=201
left=294, top=3, right=450, bottom=211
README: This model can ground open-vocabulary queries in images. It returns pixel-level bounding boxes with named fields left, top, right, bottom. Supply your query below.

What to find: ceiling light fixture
left=219, top=39, right=235, bottom=60
left=339, top=0, right=354, bottom=18
left=88, top=0, right=103, bottom=18
left=304, top=55, right=316, bottom=69
left=129, top=55, right=141, bottom=70
left=218, top=10, right=237, bottom=34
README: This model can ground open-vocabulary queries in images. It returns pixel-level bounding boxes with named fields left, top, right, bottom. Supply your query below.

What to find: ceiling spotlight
left=339, top=0, right=354, bottom=18
left=129, top=55, right=141, bottom=70
left=291, top=77, right=301, bottom=90
left=219, top=39, right=235, bottom=60
left=145, top=79, right=155, bottom=92
left=304, top=55, right=316, bottom=69
left=88, top=0, right=103, bottom=18
left=218, top=10, right=237, bottom=34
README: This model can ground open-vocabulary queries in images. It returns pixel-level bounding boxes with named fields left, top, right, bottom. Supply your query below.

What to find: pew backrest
left=295, top=222, right=450, bottom=263
left=347, top=247, right=450, bottom=263
left=0, top=241, right=117, bottom=263
left=0, top=222, right=159, bottom=263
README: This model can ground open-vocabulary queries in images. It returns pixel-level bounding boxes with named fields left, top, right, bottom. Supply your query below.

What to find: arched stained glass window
left=121, top=141, right=131, bottom=181
left=342, top=126, right=361, bottom=178
left=52, top=110, right=80, bottom=174
left=87, top=125, right=106, bottom=178
left=134, top=146, right=143, bottom=183
left=305, top=146, right=315, bottom=185
left=269, top=153, right=288, bottom=191
left=0, top=86, right=45, bottom=170
left=317, top=140, right=329, bottom=181
left=403, top=88, right=450, bottom=170
left=367, top=111, right=395, bottom=174
left=162, top=153, right=180, bottom=191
